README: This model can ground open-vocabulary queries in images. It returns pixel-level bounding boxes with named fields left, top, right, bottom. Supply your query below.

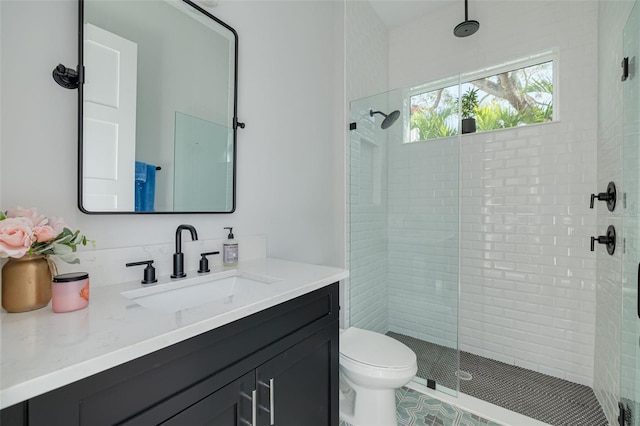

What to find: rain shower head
left=370, top=109, right=400, bottom=129
left=454, top=19, right=479, bottom=37
left=454, top=0, right=479, bottom=37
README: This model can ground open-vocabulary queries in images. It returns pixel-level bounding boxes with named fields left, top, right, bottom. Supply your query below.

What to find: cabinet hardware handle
left=269, top=378, right=275, bottom=425
left=240, top=390, right=257, bottom=426
left=252, top=389, right=257, bottom=426
left=258, top=378, right=275, bottom=425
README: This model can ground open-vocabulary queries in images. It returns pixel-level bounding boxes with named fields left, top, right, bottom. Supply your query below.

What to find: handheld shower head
left=370, top=109, right=400, bottom=129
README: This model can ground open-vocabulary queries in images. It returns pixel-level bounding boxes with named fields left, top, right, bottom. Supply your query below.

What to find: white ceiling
left=368, top=0, right=458, bottom=29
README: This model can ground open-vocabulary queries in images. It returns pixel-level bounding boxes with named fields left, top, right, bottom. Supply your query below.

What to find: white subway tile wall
left=387, top=1, right=599, bottom=387
left=345, top=0, right=389, bottom=105
left=345, top=0, right=389, bottom=331
left=387, top=136, right=459, bottom=347
left=459, top=120, right=597, bottom=386
left=349, top=126, right=389, bottom=333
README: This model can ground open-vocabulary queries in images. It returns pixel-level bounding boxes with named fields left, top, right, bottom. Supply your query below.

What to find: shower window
left=408, top=54, right=555, bottom=142
left=409, top=83, right=460, bottom=142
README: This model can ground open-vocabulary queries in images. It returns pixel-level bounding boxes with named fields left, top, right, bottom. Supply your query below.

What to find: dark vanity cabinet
left=1, top=283, right=339, bottom=426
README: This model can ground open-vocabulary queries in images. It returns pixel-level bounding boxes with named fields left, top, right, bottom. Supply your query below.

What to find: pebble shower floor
left=388, top=332, right=608, bottom=426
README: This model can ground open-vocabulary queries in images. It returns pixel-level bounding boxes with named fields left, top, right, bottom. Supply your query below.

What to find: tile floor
left=340, top=387, right=503, bottom=426
left=387, top=332, right=608, bottom=426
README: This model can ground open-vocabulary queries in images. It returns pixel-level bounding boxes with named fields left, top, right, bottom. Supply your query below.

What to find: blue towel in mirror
left=135, top=161, right=147, bottom=183
left=135, top=161, right=156, bottom=212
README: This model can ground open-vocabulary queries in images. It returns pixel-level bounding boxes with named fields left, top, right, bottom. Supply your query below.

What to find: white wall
left=0, top=1, right=2, bottom=210
left=388, top=1, right=599, bottom=386
left=0, top=0, right=345, bottom=268
left=595, top=0, right=635, bottom=423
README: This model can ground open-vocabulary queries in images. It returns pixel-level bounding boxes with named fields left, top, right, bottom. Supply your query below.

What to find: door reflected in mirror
left=79, top=0, right=238, bottom=214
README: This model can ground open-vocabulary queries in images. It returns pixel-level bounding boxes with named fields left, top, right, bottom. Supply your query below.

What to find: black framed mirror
left=78, top=0, right=239, bottom=214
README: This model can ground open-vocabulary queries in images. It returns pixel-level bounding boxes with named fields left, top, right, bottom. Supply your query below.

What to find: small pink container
left=52, top=272, right=90, bottom=313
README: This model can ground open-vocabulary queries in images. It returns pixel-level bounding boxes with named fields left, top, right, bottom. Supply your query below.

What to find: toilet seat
left=340, top=327, right=416, bottom=369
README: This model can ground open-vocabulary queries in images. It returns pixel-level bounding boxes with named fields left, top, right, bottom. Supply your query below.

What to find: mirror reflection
left=79, top=0, right=237, bottom=214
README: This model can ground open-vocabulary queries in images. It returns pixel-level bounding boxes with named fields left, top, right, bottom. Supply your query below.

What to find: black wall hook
left=233, top=117, right=245, bottom=129
left=621, top=57, right=629, bottom=82
left=52, top=64, right=80, bottom=89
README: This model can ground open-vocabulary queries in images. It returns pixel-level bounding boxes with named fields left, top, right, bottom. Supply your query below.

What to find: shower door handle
left=637, top=263, right=640, bottom=319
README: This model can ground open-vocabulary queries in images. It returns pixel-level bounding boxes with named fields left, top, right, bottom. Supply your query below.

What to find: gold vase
left=2, top=254, right=56, bottom=313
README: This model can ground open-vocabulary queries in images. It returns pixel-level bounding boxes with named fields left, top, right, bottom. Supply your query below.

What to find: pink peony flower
left=0, top=217, right=35, bottom=258
left=6, top=206, right=46, bottom=227
left=33, top=225, right=56, bottom=243
left=0, top=206, right=91, bottom=262
left=46, top=216, right=67, bottom=236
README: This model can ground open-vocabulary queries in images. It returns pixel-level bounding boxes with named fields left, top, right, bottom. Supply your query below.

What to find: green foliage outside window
left=409, top=61, right=553, bottom=142
left=460, top=88, right=479, bottom=119
left=410, top=106, right=458, bottom=141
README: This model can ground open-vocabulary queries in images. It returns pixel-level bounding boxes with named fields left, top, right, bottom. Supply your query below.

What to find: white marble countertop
left=0, top=257, right=348, bottom=409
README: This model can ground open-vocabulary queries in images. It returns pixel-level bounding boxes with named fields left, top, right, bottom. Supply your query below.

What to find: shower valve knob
left=590, top=192, right=613, bottom=208
left=590, top=225, right=616, bottom=255
left=589, top=182, right=617, bottom=211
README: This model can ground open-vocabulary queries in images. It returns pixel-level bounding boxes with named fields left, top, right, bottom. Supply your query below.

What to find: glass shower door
left=348, top=85, right=460, bottom=397
left=622, top=1, right=640, bottom=423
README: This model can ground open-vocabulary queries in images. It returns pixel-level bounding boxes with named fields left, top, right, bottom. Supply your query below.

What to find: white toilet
left=339, top=327, right=418, bottom=426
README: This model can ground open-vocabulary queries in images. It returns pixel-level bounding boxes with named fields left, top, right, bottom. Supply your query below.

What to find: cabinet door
left=123, top=371, right=255, bottom=426
left=162, top=372, right=255, bottom=426
left=256, top=327, right=338, bottom=426
left=0, top=402, right=26, bottom=426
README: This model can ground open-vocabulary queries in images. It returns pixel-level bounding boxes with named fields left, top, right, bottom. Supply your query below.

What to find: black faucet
left=172, top=224, right=198, bottom=278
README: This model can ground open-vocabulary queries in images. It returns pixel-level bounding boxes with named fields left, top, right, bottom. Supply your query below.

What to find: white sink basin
left=121, top=271, right=281, bottom=314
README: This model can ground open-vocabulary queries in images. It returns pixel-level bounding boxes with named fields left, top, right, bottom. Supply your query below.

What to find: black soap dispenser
left=223, top=227, right=238, bottom=267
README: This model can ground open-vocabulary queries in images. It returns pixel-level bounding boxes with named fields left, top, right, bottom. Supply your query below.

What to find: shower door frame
left=621, top=0, right=640, bottom=423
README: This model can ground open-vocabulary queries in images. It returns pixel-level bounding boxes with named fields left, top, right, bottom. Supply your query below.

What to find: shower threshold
left=387, top=332, right=608, bottom=426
